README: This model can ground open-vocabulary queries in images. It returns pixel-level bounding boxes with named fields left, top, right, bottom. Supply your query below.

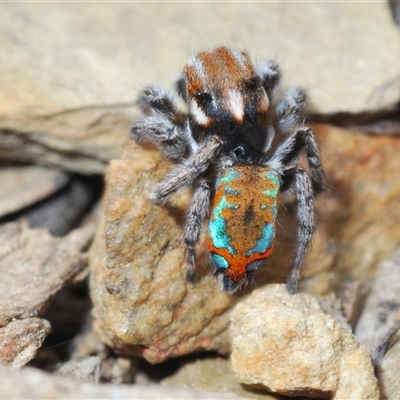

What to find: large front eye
left=244, top=76, right=262, bottom=91
left=194, top=90, right=212, bottom=105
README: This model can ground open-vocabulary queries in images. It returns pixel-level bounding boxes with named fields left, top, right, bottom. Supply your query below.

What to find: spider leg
left=151, top=135, right=223, bottom=204
left=132, top=116, right=189, bottom=159
left=286, top=168, right=315, bottom=294
left=275, top=87, right=306, bottom=134
left=131, top=85, right=190, bottom=159
left=175, top=76, right=188, bottom=103
left=183, top=179, right=211, bottom=281
left=269, top=127, right=325, bottom=195
left=137, top=84, right=180, bottom=117
left=257, top=60, right=281, bottom=103
left=267, top=126, right=325, bottom=293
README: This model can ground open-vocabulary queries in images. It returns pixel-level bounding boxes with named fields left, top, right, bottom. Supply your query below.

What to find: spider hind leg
left=286, top=169, right=316, bottom=294
left=268, top=126, right=325, bottom=293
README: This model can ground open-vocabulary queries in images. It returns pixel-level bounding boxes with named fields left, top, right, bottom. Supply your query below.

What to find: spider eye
left=194, top=90, right=212, bottom=104
left=245, top=76, right=262, bottom=91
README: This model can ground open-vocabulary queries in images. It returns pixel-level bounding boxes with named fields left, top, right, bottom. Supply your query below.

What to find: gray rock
left=57, top=356, right=102, bottom=383
left=355, top=249, right=400, bottom=350
left=377, top=338, right=400, bottom=400
left=0, top=3, right=399, bottom=172
left=0, top=166, right=69, bottom=218
left=0, top=222, right=94, bottom=367
left=0, top=222, right=94, bottom=326
left=0, top=363, right=242, bottom=400
left=162, top=357, right=281, bottom=400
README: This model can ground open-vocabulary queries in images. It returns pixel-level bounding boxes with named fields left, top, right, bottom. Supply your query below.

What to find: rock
left=377, top=338, right=400, bottom=400
left=26, top=174, right=103, bottom=236
left=0, top=221, right=94, bottom=367
left=0, top=166, right=69, bottom=218
left=230, top=284, right=378, bottom=399
left=57, top=356, right=102, bottom=383
left=338, top=280, right=370, bottom=330
left=0, top=318, right=51, bottom=369
left=0, top=3, right=399, bottom=174
left=0, top=363, right=240, bottom=400
left=0, top=222, right=94, bottom=326
left=100, top=356, right=137, bottom=385
left=355, top=249, right=400, bottom=351
left=162, top=357, right=280, bottom=400
left=89, top=142, right=232, bottom=364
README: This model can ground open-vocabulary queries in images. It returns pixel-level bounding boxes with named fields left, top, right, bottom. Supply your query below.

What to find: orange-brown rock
left=90, top=142, right=232, bottom=364
left=230, top=284, right=378, bottom=399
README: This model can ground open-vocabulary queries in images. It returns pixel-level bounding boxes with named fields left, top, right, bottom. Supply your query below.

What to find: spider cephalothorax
left=132, top=46, right=325, bottom=294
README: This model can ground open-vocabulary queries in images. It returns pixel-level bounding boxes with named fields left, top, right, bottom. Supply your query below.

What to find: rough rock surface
left=0, top=3, right=399, bottom=174
left=377, top=338, right=400, bottom=400
left=230, top=285, right=378, bottom=399
left=162, top=357, right=280, bottom=400
left=57, top=356, right=102, bottom=383
left=0, top=363, right=240, bottom=400
left=355, top=249, right=400, bottom=350
left=356, top=248, right=400, bottom=400
left=0, top=318, right=51, bottom=369
left=0, top=221, right=94, bottom=367
left=90, top=143, right=232, bottom=364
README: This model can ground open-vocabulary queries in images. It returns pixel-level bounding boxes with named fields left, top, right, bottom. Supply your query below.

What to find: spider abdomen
left=208, top=165, right=280, bottom=291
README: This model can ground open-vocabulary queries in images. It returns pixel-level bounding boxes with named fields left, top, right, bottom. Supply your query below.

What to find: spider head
left=180, top=46, right=270, bottom=151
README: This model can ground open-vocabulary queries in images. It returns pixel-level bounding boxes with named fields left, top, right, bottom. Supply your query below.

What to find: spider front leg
left=275, top=87, right=306, bottom=134
left=183, top=179, right=211, bottom=281
left=151, top=135, right=223, bottom=204
left=131, top=84, right=189, bottom=160
left=257, top=59, right=281, bottom=103
left=286, top=169, right=316, bottom=294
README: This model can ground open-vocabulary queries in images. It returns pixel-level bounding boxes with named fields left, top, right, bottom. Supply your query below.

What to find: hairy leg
left=268, top=127, right=325, bottom=195
left=137, top=84, right=181, bottom=118
left=183, top=179, right=211, bottom=280
left=286, top=169, right=316, bottom=294
left=151, top=135, right=223, bottom=204
left=275, top=87, right=306, bottom=134
left=131, top=84, right=189, bottom=159
left=257, top=59, right=281, bottom=103
left=132, top=116, right=189, bottom=159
